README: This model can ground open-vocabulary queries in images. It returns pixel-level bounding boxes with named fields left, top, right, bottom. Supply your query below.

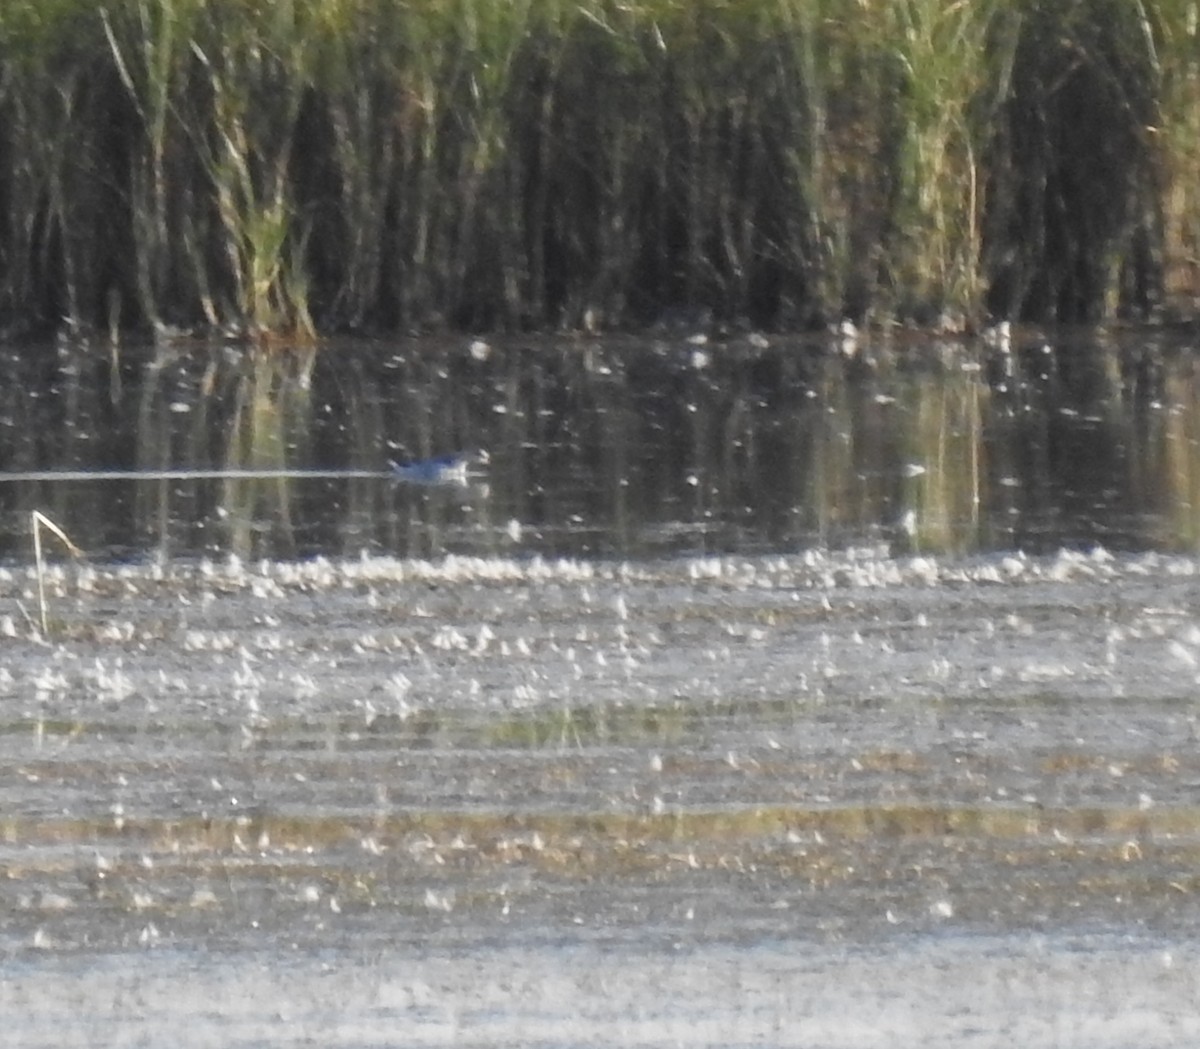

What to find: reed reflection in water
left=0, top=331, right=1198, bottom=561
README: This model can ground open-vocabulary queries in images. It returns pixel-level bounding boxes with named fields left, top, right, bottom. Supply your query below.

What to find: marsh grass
left=1151, top=0, right=1200, bottom=313
left=883, top=0, right=999, bottom=321
left=0, top=1, right=1195, bottom=335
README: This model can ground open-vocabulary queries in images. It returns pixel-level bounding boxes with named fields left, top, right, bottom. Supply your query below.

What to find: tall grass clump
left=880, top=0, right=1010, bottom=323
left=764, top=1, right=997, bottom=324
left=99, top=0, right=194, bottom=334
left=104, top=0, right=317, bottom=337
left=0, top=3, right=124, bottom=330
left=1149, top=0, right=1200, bottom=316
left=0, top=1, right=1197, bottom=336
left=982, top=0, right=1160, bottom=321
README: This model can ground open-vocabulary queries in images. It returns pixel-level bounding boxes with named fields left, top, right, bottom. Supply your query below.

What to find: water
left=4, top=329, right=1200, bottom=1045
left=2, top=328, right=1198, bottom=562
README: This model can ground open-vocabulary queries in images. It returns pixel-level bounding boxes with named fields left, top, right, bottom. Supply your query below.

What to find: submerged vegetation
left=0, top=0, right=1195, bottom=337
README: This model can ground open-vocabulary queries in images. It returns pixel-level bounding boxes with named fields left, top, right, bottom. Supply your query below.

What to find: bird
left=388, top=450, right=487, bottom=486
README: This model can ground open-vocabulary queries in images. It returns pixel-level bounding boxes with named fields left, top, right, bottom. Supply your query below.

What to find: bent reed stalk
left=31, top=510, right=82, bottom=636
left=0, top=0, right=1192, bottom=338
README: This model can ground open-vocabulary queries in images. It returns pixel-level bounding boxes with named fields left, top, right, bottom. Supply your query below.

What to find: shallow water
left=5, top=332, right=1200, bottom=1043
left=7, top=935, right=1200, bottom=1048
left=3, top=327, right=1200, bottom=560
left=4, top=547, right=1200, bottom=1043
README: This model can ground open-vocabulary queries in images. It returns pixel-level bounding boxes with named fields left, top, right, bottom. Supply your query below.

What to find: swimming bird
left=388, top=451, right=487, bottom=486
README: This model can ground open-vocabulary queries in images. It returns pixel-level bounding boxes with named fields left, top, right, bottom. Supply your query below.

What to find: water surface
left=2, top=327, right=1198, bottom=561
left=3, top=329, right=1200, bottom=1046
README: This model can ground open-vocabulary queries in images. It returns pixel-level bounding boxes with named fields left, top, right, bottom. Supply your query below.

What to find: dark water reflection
left=0, top=329, right=1196, bottom=561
